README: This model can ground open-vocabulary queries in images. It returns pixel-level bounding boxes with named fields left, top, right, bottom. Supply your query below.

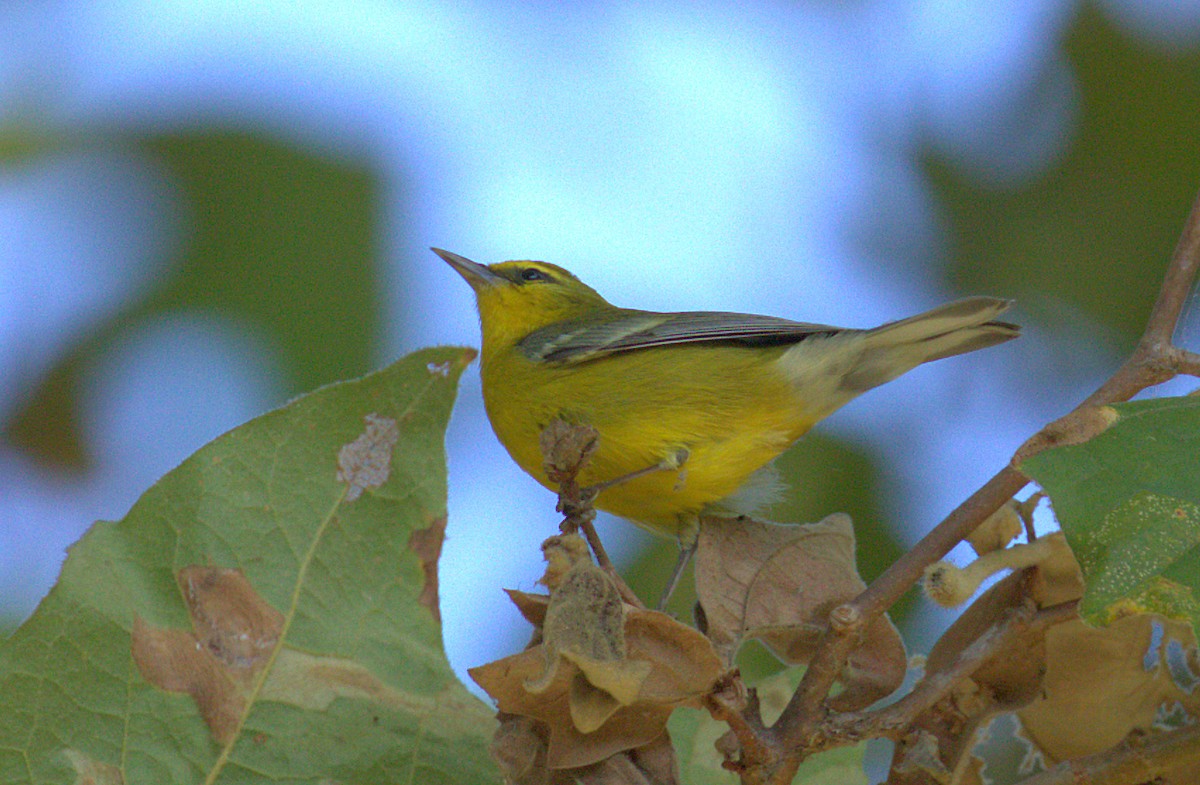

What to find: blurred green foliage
left=6, top=130, right=379, bottom=467
left=934, top=6, right=1200, bottom=342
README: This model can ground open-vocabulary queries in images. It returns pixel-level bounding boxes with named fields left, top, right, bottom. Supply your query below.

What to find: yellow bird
left=437, top=248, right=1017, bottom=551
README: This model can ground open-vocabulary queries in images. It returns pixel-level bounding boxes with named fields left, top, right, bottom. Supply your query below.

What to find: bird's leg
left=571, top=448, right=690, bottom=610
left=657, top=519, right=699, bottom=611
left=583, top=446, right=689, bottom=496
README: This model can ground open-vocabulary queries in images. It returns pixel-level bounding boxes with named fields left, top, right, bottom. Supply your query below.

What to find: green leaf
left=1022, top=397, right=1200, bottom=628
left=0, top=347, right=500, bottom=785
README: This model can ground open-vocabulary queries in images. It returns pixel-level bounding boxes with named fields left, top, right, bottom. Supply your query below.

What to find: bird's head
left=434, top=248, right=611, bottom=347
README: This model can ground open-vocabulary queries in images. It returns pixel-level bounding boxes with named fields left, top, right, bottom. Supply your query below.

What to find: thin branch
left=705, top=676, right=778, bottom=777
left=833, top=600, right=1077, bottom=741
left=539, top=419, right=647, bottom=607
left=1011, top=723, right=1200, bottom=785
left=771, top=468, right=1028, bottom=744
left=1137, top=186, right=1200, bottom=348
left=579, top=516, right=644, bottom=608
left=771, top=185, right=1200, bottom=754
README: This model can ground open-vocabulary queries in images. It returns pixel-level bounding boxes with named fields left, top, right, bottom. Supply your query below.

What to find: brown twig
left=1010, top=723, right=1200, bottom=785
left=704, top=674, right=778, bottom=777
left=540, top=419, right=646, bottom=607
left=770, top=186, right=1200, bottom=756
left=574, top=515, right=644, bottom=607
left=828, top=599, right=1078, bottom=741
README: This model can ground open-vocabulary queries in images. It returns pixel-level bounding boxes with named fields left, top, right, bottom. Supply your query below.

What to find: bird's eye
left=520, top=268, right=548, bottom=282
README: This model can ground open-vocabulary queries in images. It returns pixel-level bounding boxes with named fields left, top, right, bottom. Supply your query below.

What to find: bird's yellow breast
left=480, top=341, right=817, bottom=536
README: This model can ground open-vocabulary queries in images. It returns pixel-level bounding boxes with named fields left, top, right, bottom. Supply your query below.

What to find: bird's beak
left=432, top=248, right=505, bottom=289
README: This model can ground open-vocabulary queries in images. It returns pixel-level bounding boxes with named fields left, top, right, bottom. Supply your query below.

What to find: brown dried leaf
left=1016, top=613, right=1200, bottom=763
left=569, top=730, right=678, bottom=785
left=508, top=588, right=551, bottom=627
left=926, top=572, right=1048, bottom=714
left=336, top=412, right=400, bottom=501
left=695, top=513, right=905, bottom=710
left=472, top=645, right=667, bottom=769
left=967, top=501, right=1023, bottom=556
left=408, top=515, right=447, bottom=623
left=491, top=714, right=678, bottom=785
left=470, top=599, right=721, bottom=769
left=492, top=713, right=554, bottom=785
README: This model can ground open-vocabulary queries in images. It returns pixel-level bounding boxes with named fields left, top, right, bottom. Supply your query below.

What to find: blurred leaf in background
left=6, top=129, right=381, bottom=468
left=933, top=5, right=1200, bottom=345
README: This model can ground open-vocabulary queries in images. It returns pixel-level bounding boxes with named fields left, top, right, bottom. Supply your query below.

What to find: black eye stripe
left=521, top=268, right=548, bottom=282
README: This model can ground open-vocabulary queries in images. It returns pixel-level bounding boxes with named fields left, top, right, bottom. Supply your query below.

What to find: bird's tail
left=841, top=297, right=1019, bottom=392
left=867, top=296, right=1019, bottom=360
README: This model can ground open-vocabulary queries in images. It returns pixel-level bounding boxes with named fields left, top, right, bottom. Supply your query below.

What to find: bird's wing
left=520, top=309, right=842, bottom=364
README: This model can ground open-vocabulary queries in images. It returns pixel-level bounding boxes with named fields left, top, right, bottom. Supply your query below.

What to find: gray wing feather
left=520, top=310, right=842, bottom=364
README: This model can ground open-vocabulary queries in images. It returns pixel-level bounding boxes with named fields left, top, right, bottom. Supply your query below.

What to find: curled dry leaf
left=966, top=500, right=1023, bottom=556
left=1016, top=613, right=1200, bottom=771
left=492, top=713, right=680, bottom=785
left=694, top=513, right=906, bottom=711
left=470, top=585, right=722, bottom=769
left=529, top=537, right=648, bottom=733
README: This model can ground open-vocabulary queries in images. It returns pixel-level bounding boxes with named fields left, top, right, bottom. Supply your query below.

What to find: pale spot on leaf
left=337, top=413, right=399, bottom=502
left=62, top=749, right=124, bottom=785
left=426, top=360, right=453, bottom=377
left=263, top=650, right=433, bottom=714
